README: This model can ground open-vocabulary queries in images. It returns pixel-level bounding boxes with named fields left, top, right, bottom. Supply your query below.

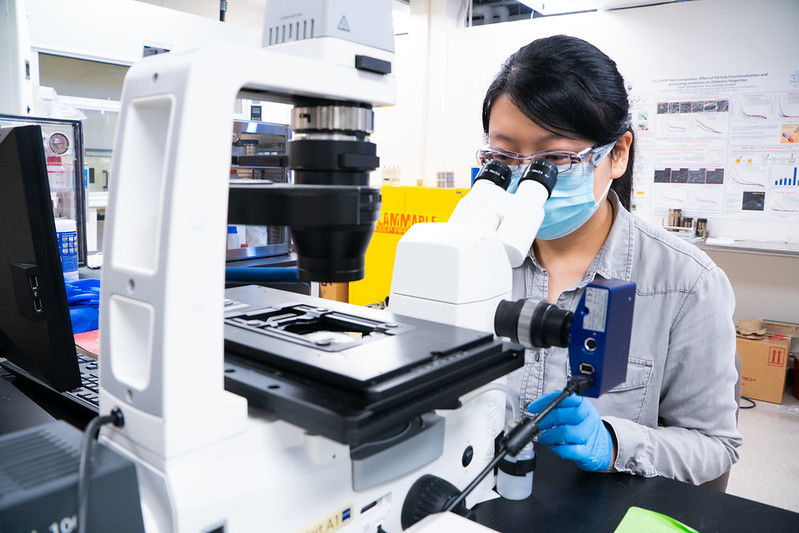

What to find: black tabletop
left=0, top=373, right=55, bottom=434
left=0, top=372, right=94, bottom=434
left=474, top=446, right=799, bottom=533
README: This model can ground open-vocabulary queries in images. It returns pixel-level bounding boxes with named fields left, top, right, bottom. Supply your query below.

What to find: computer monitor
left=0, top=125, right=81, bottom=391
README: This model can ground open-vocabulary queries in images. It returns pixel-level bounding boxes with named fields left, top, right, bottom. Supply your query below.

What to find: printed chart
left=630, top=71, right=799, bottom=222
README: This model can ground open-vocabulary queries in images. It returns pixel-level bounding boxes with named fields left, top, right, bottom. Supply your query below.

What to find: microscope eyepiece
left=474, top=160, right=513, bottom=190
left=519, top=158, right=558, bottom=197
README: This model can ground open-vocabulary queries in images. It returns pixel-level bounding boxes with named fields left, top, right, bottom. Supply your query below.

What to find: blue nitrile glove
left=526, top=390, right=615, bottom=472
left=65, top=279, right=101, bottom=333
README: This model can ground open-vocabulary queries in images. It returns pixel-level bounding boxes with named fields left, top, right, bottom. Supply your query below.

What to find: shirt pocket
left=593, top=357, right=653, bottom=424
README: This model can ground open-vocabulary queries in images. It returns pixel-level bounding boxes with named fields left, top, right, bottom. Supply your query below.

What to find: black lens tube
left=474, top=161, right=513, bottom=189
left=519, top=159, right=558, bottom=197
left=494, top=299, right=525, bottom=342
left=494, top=298, right=572, bottom=349
left=228, top=99, right=384, bottom=283
left=289, top=138, right=379, bottom=186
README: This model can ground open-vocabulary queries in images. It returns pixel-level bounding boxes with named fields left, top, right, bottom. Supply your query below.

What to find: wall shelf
left=697, top=240, right=799, bottom=258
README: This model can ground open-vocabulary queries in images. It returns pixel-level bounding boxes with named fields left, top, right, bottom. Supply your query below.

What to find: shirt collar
left=593, top=189, right=635, bottom=281
left=527, top=189, right=635, bottom=285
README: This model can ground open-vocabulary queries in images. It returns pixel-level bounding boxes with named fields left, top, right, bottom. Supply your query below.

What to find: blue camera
left=567, top=279, right=636, bottom=398
left=494, top=278, right=636, bottom=398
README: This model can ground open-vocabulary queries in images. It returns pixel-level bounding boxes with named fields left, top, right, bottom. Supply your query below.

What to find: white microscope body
left=97, top=1, right=545, bottom=531
left=390, top=170, right=549, bottom=331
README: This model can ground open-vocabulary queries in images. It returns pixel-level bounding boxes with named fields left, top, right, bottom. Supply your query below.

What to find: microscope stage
left=223, top=286, right=523, bottom=446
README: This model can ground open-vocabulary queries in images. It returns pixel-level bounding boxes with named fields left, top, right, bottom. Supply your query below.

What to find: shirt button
left=534, top=352, right=540, bottom=362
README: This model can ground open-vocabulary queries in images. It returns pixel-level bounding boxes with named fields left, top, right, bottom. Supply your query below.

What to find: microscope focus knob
left=400, top=474, right=474, bottom=530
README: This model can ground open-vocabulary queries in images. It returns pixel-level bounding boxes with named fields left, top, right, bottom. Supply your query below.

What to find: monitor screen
left=0, top=125, right=80, bottom=391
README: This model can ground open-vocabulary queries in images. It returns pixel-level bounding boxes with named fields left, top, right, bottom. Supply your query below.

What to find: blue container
left=55, top=218, right=78, bottom=281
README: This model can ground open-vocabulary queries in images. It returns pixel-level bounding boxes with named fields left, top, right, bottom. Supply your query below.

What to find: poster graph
left=629, top=70, right=799, bottom=221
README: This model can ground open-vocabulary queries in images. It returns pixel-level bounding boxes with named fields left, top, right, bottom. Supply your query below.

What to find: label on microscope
left=584, top=287, right=609, bottom=333
left=300, top=503, right=353, bottom=533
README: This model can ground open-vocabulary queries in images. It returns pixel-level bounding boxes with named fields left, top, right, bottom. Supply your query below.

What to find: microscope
left=96, top=1, right=634, bottom=531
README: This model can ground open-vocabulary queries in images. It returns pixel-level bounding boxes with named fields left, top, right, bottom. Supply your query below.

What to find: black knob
left=462, top=445, right=474, bottom=467
left=401, top=475, right=474, bottom=530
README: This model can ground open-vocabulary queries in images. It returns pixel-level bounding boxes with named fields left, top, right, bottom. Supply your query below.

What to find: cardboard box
left=737, top=334, right=791, bottom=404
left=319, top=282, right=349, bottom=303
left=762, top=319, right=799, bottom=355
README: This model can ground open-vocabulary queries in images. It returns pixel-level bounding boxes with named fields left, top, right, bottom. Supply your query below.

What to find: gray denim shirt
left=507, top=191, right=742, bottom=484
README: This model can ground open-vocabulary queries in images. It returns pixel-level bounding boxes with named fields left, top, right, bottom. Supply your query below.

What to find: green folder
left=615, top=507, right=699, bottom=533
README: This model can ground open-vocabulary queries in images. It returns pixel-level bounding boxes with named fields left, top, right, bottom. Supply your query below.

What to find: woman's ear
left=610, top=131, right=633, bottom=180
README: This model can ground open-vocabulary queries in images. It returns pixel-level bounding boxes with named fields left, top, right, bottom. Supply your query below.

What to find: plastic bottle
left=227, top=225, right=240, bottom=250
left=496, top=421, right=535, bottom=500
left=55, top=218, right=79, bottom=281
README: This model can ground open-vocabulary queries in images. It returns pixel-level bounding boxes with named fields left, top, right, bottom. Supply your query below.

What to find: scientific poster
left=629, top=69, right=799, bottom=221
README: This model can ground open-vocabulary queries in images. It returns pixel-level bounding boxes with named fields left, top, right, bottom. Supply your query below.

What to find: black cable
left=740, top=397, right=756, bottom=409
left=443, top=374, right=593, bottom=513
left=78, top=408, right=124, bottom=533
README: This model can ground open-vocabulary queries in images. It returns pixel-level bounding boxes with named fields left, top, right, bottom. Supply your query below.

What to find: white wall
left=436, top=0, right=797, bottom=188
left=393, top=0, right=799, bottom=323
left=0, top=0, right=33, bottom=114
left=0, top=0, right=262, bottom=115
left=706, top=249, right=799, bottom=324
left=371, top=0, right=463, bottom=186
left=137, top=0, right=266, bottom=31
left=24, top=0, right=258, bottom=66
left=136, top=0, right=415, bottom=41
left=371, top=32, right=416, bottom=184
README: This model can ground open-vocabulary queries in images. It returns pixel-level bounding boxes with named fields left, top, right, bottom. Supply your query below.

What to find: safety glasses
left=476, top=141, right=616, bottom=174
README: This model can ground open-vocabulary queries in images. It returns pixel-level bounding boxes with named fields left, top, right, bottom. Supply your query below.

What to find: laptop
left=0, top=125, right=99, bottom=414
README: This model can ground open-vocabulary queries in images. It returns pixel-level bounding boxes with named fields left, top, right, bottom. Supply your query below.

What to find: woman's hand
left=527, top=391, right=616, bottom=472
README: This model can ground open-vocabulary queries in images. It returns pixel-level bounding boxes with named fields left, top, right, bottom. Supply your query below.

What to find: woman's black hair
left=482, top=35, right=634, bottom=210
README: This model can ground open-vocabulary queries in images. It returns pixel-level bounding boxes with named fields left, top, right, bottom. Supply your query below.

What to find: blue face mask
left=535, top=142, right=616, bottom=241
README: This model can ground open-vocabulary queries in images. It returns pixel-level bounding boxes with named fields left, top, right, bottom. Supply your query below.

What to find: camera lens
left=494, top=299, right=572, bottom=349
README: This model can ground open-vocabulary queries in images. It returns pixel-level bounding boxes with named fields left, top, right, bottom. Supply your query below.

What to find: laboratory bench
left=473, top=446, right=799, bottom=532
left=2, top=374, right=797, bottom=533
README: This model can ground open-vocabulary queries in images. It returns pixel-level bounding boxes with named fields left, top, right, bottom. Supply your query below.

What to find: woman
left=480, top=35, right=741, bottom=484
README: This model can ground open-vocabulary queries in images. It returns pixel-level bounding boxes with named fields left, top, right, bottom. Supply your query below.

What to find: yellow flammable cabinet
left=349, top=185, right=469, bottom=306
